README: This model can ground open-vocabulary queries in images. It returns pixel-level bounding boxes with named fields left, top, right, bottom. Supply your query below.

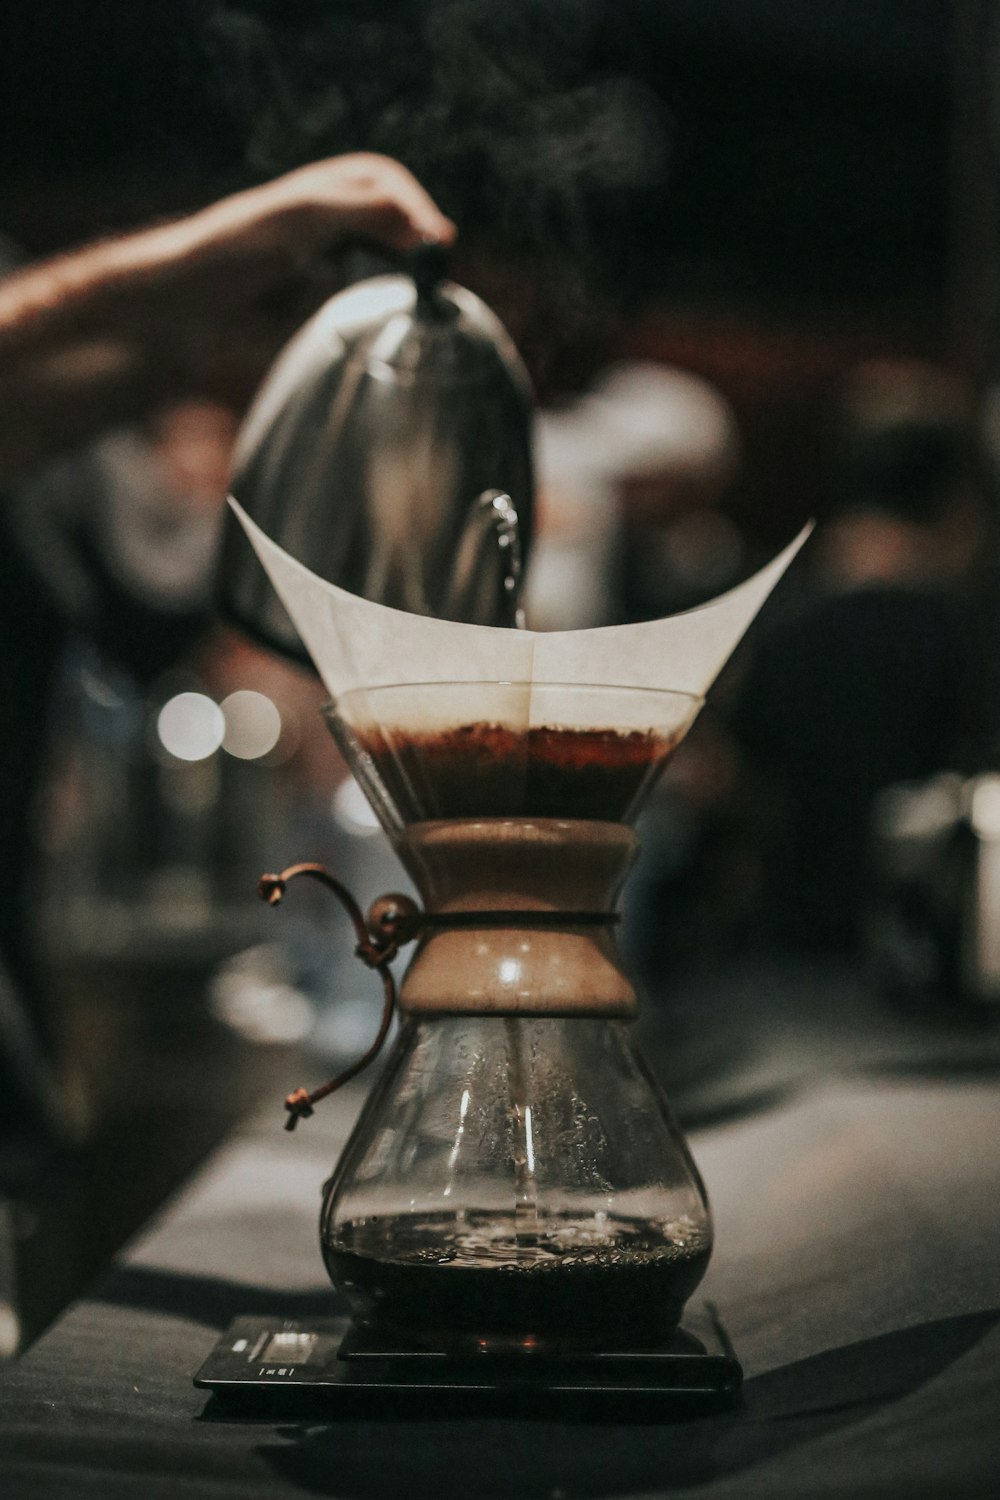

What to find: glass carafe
left=294, top=683, right=711, bottom=1350
left=322, top=1014, right=711, bottom=1351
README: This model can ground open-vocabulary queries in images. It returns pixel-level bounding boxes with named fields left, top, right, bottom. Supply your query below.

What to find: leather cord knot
left=259, top=864, right=419, bottom=1130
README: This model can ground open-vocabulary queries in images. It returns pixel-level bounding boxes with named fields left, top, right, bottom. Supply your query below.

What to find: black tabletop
left=2, top=1047, right=999, bottom=1499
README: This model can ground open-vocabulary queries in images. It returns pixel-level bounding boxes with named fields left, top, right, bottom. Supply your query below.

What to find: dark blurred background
left=3, top=0, right=1000, bottom=1355
left=2, top=0, right=989, bottom=522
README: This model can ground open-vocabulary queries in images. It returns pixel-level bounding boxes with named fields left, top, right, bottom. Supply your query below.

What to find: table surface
left=3, top=1007, right=1000, bottom=1499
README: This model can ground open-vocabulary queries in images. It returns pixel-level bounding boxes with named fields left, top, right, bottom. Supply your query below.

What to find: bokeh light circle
left=221, top=690, right=282, bottom=761
left=156, top=693, right=225, bottom=762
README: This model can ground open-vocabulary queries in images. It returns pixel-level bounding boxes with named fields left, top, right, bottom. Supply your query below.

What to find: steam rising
left=207, top=0, right=670, bottom=270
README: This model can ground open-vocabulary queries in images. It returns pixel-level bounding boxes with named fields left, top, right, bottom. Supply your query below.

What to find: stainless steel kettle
left=218, top=246, right=534, bottom=661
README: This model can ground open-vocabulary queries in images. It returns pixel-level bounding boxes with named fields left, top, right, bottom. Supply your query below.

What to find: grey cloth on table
left=1, top=1064, right=999, bottom=1499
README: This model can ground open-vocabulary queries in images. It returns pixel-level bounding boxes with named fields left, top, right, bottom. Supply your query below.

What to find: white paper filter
left=229, top=497, right=811, bottom=707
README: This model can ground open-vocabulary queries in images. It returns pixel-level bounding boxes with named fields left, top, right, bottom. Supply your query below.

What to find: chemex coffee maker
left=204, top=252, right=810, bottom=1412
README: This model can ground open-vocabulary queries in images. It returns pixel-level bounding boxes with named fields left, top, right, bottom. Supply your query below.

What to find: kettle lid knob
left=411, top=240, right=450, bottom=312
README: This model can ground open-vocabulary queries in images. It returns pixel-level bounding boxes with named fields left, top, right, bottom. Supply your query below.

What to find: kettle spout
left=444, top=490, right=525, bottom=629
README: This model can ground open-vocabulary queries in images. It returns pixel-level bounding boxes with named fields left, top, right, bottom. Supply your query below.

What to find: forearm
left=0, top=221, right=206, bottom=482
left=0, top=198, right=305, bottom=481
left=0, top=155, right=454, bottom=485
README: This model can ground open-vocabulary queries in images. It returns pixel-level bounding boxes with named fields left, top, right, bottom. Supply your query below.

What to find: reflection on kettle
left=218, top=245, right=534, bottom=659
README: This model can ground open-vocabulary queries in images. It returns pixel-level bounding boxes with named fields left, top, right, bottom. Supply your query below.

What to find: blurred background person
left=0, top=157, right=454, bottom=1339
left=726, top=359, right=989, bottom=957
left=524, top=362, right=741, bottom=632
left=0, top=156, right=452, bottom=1011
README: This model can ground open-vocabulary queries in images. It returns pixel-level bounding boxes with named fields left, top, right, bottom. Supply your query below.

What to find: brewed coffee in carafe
left=322, top=1016, right=711, bottom=1350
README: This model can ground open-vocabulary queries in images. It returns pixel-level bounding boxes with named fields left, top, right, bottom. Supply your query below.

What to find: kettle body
left=218, top=263, right=534, bottom=661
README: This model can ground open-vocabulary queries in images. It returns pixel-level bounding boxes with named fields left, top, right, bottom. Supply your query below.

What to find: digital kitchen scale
left=194, top=1303, right=742, bottom=1417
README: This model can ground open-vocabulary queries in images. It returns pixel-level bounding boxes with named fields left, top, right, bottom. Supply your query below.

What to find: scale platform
left=195, top=1304, right=741, bottom=1418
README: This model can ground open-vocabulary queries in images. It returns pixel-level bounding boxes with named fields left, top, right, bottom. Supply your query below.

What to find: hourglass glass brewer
left=193, top=469, right=808, bottom=1409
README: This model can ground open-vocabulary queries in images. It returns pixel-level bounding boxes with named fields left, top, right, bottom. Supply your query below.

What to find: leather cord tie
left=259, top=861, right=616, bottom=1130
left=259, top=863, right=419, bottom=1131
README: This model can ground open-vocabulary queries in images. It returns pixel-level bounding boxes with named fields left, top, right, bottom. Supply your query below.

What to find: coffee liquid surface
left=324, top=1210, right=710, bottom=1349
left=359, top=723, right=682, bottom=823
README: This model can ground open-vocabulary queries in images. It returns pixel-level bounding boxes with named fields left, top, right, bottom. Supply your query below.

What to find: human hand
left=164, top=153, right=456, bottom=400
left=184, top=153, right=456, bottom=279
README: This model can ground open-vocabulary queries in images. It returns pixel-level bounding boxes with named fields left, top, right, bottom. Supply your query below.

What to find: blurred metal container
left=870, top=772, right=1000, bottom=1008
left=218, top=246, right=534, bottom=661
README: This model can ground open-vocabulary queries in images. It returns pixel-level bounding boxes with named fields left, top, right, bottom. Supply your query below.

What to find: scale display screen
left=259, top=1331, right=320, bottom=1364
